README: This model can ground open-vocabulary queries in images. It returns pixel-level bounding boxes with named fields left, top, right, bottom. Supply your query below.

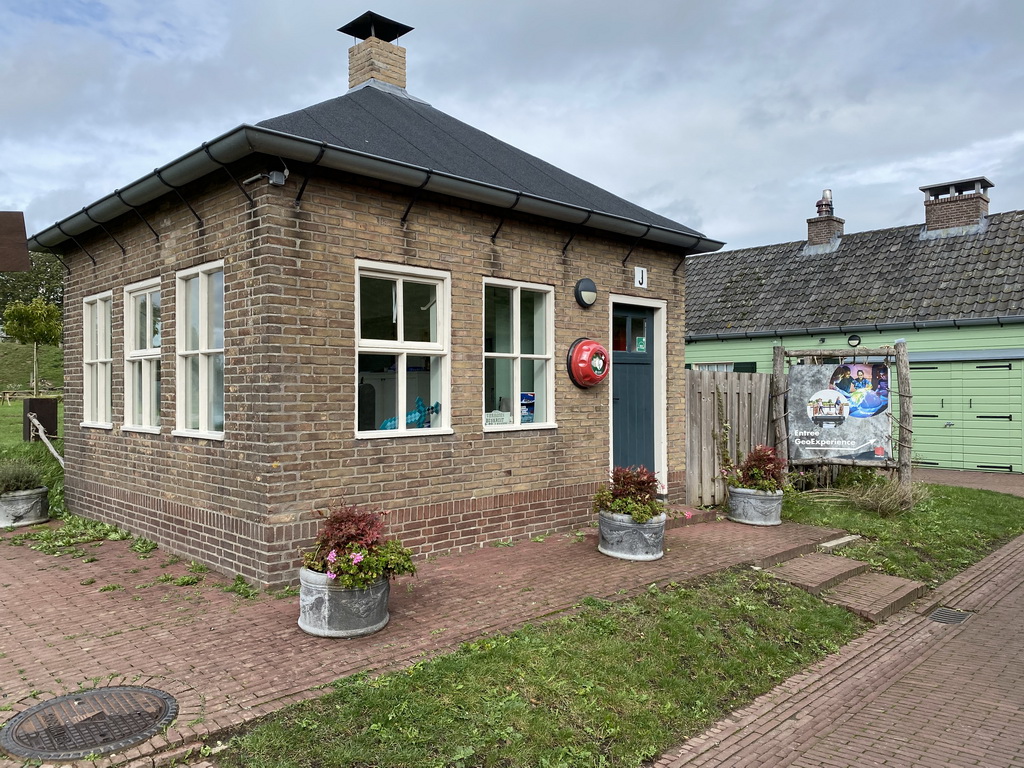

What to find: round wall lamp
left=847, top=334, right=862, bottom=348
left=574, top=278, right=598, bottom=308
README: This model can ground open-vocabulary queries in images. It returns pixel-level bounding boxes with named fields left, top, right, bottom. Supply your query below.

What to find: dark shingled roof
left=685, top=209, right=1024, bottom=338
left=257, top=82, right=700, bottom=236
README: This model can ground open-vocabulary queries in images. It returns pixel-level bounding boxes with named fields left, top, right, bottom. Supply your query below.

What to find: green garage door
left=911, top=360, right=1023, bottom=472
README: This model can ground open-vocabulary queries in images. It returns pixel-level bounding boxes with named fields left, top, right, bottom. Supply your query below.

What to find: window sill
left=483, top=422, right=558, bottom=433
left=356, top=428, right=455, bottom=440
left=80, top=421, right=113, bottom=430
left=172, top=429, right=225, bottom=442
left=121, top=425, right=161, bottom=435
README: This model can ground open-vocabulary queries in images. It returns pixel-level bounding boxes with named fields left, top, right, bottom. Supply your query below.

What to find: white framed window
left=483, top=279, right=555, bottom=430
left=123, top=278, right=162, bottom=432
left=175, top=261, right=224, bottom=439
left=82, top=291, right=113, bottom=428
left=356, top=260, right=450, bottom=436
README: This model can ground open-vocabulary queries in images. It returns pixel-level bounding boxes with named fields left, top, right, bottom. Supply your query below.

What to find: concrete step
left=817, top=534, right=862, bottom=554
left=771, top=552, right=871, bottom=595
left=823, top=571, right=928, bottom=623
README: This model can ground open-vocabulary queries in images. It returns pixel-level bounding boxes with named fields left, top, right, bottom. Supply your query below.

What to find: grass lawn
left=214, top=479, right=1024, bottom=768
left=217, top=570, right=863, bottom=768
left=785, top=483, right=1024, bottom=585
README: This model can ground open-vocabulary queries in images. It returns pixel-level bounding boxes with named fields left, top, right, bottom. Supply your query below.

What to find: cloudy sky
left=2, top=0, right=1022, bottom=251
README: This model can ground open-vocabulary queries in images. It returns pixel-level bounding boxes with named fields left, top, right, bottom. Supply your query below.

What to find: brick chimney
left=339, top=11, right=413, bottom=91
left=921, top=177, right=993, bottom=231
left=807, top=189, right=844, bottom=246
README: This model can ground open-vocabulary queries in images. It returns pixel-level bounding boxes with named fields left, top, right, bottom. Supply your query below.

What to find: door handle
left=944, top=421, right=955, bottom=427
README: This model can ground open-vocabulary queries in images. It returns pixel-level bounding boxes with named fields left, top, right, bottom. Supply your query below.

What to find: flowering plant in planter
left=301, top=503, right=415, bottom=589
left=593, top=465, right=665, bottom=524
left=721, top=445, right=787, bottom=493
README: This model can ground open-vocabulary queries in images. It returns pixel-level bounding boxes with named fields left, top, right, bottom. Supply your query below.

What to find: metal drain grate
left=0, top=686, right=178, bottom=761
left=928, top=606, right=972, bottom=625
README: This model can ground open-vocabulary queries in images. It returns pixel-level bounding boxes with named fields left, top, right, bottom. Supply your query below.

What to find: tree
left=0, top=251, right=64, bottom=318
left=3, top=298, right=62, bottom=396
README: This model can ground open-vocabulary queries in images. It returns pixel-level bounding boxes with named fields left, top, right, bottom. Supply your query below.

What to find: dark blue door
left=612, top=305, right=655, bottom=471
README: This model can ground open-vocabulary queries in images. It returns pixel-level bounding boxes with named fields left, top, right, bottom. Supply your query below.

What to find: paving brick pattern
left=770, top=552, right=869, bottom=595
left=0, top=518, right=839, bottom=768
left=822, top=571, right=928, bottom=622
left=655, top=531, right=1024, bottom=768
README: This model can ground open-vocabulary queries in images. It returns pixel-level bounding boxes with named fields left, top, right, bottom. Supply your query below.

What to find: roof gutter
left=28, top=124, right=725, bottom=255
left=685, top=314, right=1024, bottom=343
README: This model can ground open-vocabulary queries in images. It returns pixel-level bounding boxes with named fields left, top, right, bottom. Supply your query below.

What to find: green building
left=685, top=177, right=1024, bottom=473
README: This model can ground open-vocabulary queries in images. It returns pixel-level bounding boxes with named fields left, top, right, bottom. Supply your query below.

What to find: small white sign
left=485, top=410, right=513, bottom=426
left=634, top=266, right=648, bottom=289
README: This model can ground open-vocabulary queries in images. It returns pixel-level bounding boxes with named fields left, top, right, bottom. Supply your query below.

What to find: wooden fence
left=685, top=370, right=772, bottom=507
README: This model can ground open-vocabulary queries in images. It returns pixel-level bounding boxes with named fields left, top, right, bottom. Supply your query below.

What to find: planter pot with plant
left=595, top=466, right=668, bottom=561
left=0, top=460, right=49, bottom=529
left=298, top=502, right=416, bottom=638
left=723, top=445, right=787, bottom=526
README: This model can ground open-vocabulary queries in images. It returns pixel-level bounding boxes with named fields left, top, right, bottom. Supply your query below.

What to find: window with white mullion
left=484, top=281, right=553, bottom=428
left=356, top=262, right=449, bottom=435
left=82, top=293, right=112, bottom=427
left=176, top=263, right=224, bottom=438
left=124, top=280, right=161, bottom=431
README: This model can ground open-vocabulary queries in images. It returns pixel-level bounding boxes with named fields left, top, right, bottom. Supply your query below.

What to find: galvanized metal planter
left=597, top=512, right=667, bottom=561
left=297, top=567, right=391, bottom=638
left=0, top=487, right=49, bottom=529
left=726, top=487, right=783, bottom=526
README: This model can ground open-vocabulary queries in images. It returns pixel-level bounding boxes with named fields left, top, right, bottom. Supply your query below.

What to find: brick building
left=28, top=13, right=723, bottom=585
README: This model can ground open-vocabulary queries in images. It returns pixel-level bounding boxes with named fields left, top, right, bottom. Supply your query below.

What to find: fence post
left=772, top=346, right=788, bottom=468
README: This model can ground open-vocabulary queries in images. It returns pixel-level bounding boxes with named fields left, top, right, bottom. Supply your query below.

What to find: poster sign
left=788, top=362, right=892, bottom=462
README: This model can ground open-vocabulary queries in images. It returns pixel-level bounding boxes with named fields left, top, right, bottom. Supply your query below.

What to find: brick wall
left=923, top=192, right=989, bottom=231
left=349, top=37, right=407, bottom=89
left=60, top=161, right=689, bottom=586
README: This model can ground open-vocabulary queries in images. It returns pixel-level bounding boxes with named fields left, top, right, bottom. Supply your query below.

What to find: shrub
left=0, top=460, right=44, bottom=494
left=302, top=502, right=416, bottom=589
left=593, top=466, right=665, bottom=524
left=722, top=445, right=787, bottom=493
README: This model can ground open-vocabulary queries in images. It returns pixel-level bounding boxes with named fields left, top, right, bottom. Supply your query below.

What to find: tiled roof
left=685, top=210, right=1024, bottom=338
left=258, top=82, right=706, bottom=238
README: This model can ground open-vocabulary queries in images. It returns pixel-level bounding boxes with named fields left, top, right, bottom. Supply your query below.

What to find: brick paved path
left=0, top=518, right=838, bottom=768
left=655, top=532, right=1024, bottom=768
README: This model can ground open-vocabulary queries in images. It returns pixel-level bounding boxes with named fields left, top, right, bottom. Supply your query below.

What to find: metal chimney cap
left=339, top=11, right=414, bottom=42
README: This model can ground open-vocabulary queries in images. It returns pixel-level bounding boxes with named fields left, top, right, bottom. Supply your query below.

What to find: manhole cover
left=0, top=686, right=178, bottom=761
left=928, top=606, right=972, bottom=625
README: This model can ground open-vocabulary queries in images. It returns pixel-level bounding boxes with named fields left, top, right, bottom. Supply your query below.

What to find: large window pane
left=210, top=353, right=224, bottom=432
left=209, top=271, right=224, bottom=349
left=485, top=357, right=514, bottom=424
left=520, top=290, right=545, bottom=355
left=360, top=277, right=397, bottom=340
left=150, top=291, right=161, bottom=348
left=403, top=282, right=437, bottom=343
left=358, top=353, right=398, bottom=430
left=131, top=361, right=143, bottom=425
left=186, top=355, right=200, bottom=430
left=185, top=277, right=200, bottom=352
left=135, top=293, right=149, bottom=351
left=520, top=359, right=546, bottom=423
left=484, top=286, right=512, bottom=354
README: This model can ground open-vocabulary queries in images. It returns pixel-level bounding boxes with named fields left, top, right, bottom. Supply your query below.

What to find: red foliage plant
left=727, top=445, right=787, bottom=492
left=313, top=502, right=385, bottom=552
left=609, top=465, right=660, bottom=504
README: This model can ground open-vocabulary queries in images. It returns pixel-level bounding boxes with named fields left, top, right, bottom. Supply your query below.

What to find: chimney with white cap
left=920, top=177, right=993, bottom=231
left=340, top=11, right=414, bottom=91
left=806, top=189, right=844, bottom=246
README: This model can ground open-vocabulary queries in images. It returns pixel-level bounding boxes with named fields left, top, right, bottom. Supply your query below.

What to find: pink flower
left=684, top=510, right=693, bottom=519
left=326, top=550, right=337, bottom=564
left=349, top=552, right=364, bottom=565
left=327, top=571, right=337, bottom=580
